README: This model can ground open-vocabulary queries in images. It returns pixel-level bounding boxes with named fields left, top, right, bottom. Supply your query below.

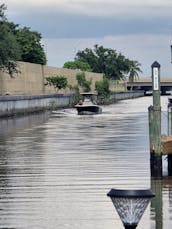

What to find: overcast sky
left=3, top=0, right=172, bottom=77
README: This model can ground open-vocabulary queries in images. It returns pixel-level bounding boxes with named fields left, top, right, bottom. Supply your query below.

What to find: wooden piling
left=167, top=98, right=172, bottom=175
left=149, top=61, right=162, bottom=177
left=148, top=105, right=154, bottom=153
left=161, top=135, right=172, bottom=175
left=168, top=155, right=172, bottom=176
left=168, top=100, right=172, bottom=135
left=151, top=178, right=163, bottom=229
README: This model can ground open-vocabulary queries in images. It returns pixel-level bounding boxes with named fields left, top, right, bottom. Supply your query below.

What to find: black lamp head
left=107, top=188, right=155, bottom=229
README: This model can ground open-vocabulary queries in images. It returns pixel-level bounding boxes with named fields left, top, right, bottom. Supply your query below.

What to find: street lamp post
left=107, top=188, right=155, bottom=229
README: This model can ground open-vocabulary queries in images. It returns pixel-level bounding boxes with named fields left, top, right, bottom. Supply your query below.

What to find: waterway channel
left=0, top=96, right=172, bottom=229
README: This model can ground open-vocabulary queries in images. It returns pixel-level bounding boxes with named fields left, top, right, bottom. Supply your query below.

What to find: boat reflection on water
left=75, top=92, right=102, bottom=115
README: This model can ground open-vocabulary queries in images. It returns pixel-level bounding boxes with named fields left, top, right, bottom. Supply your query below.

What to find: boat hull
left=75, top=105, right=102, bottom=115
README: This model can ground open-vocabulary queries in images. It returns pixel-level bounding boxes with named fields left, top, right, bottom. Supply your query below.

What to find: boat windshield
left=84, top=97, right=91, bottom=102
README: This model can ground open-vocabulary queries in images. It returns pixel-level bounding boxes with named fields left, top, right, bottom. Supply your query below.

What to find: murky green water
left=0, top=96, right=171, bottom=229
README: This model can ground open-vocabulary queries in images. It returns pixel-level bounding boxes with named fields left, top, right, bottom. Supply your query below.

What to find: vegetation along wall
left=0, top=61, right=103, bottom=95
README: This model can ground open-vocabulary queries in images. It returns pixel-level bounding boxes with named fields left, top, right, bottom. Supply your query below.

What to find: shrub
left=45, top=75, right=68, bottom=92
left=76, top=72, right=91, bottom=92
left=95, top=77, right=111, bottom=98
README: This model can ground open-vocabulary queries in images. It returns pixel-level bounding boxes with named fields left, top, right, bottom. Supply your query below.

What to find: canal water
left=0, top=96, right=171, bottom=229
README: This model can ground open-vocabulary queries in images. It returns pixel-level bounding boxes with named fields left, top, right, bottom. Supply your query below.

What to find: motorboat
left=75, top=92, right=102, bottom=115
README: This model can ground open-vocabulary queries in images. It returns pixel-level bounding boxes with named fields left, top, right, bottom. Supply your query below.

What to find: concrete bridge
left=127, top=77, right=172, bottom=94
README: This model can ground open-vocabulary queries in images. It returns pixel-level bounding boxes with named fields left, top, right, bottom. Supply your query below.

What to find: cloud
left=42, top=34, right=172, bottom=77
left=4, top=0, right=172, bottom=17
left=4, top=0, right=172, bottom=40
left=3, top=1, right=172, bottom=77
left=4, top=8, right=172, bottom=40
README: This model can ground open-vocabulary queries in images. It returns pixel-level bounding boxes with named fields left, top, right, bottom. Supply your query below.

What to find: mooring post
left=149, top=61, right=162, bottom=177
left=148, top=105, right=154, bottom=153
left=151, top=178, right=163, bottom=229
left=167, top=98, right=172, bottom=175
left=168, top=155, right=172, bottom=176
left=168, top=99, right=172, bottom=135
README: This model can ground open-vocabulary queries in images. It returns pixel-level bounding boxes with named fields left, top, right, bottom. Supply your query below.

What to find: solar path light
left=107, top=188, right=155, bottom=229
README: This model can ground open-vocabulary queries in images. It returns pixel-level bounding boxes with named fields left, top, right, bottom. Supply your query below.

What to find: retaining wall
left=0, top=62, right=103, bottom=95
left=98, top=91, right=144, bottom=104
left=110, top=91, right=144, bottom=101
left=0, top=91, right=144, bottom=118
left=0, top=94, right=75, bottom=117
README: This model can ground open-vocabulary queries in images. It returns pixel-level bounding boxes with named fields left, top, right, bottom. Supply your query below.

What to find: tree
left=95, top=77, right=111, bottom=98
left=0, top=4, right=21, bottom=76
left=0, top=4, right=46, bottom=77
left=0, top=3, right=6, bottom=20
left=15, top=27, right=46, bottom=65
left=45, top=75, right=68, bottom=92
left=63, top=60, right=91, bottom=71
left=128, top=60, right=142, bottom=90
left=76, top=72, right=91, bottom=92
left=75, top=44, right=131, bottom=80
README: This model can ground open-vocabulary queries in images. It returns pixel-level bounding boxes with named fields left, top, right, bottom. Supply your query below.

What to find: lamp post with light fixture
left=107, top=188, right=155, bottom=229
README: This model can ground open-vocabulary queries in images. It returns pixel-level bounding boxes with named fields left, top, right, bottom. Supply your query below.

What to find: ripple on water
left=0, top=96, right=171, bottom=229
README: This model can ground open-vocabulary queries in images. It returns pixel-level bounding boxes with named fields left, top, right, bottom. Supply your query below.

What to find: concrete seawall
left=98, top=91, right=144, bottom=104
left=0, top=91, right=144, bottom=118
left=0, top=94, right=75, bottom=117
left=110, top=91, right=144, bottom=101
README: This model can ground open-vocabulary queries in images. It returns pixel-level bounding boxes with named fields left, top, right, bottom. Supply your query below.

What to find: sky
left=2, top=0, right=172, bottom=77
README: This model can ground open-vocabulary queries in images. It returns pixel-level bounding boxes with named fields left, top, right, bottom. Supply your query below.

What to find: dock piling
left=149, top=61, right=162, bottom=177
left=167, top=99, right=172, bottom=176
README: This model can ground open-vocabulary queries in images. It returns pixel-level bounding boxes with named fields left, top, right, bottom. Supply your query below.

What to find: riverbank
left=0, top=91, right=144, bottom=118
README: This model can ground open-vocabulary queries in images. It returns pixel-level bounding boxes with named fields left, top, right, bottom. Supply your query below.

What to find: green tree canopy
left=128, top=60, right=142, bottom=83
left=0, top=4, right=46, bottom=76
left=76, top=72, right=91, bottom=92
left=15, top=27, right=46, bottom=65
left=75, top=44, right=141, bottom=80
left=63, top=60, right=91, bottom=71
left=0, top=3, right=6, bottom=20
left=45, top=75, right=68, bottom=92
left=0, top=4, right=21, bottom=76
left=95, top=77, right=111, bottom=98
